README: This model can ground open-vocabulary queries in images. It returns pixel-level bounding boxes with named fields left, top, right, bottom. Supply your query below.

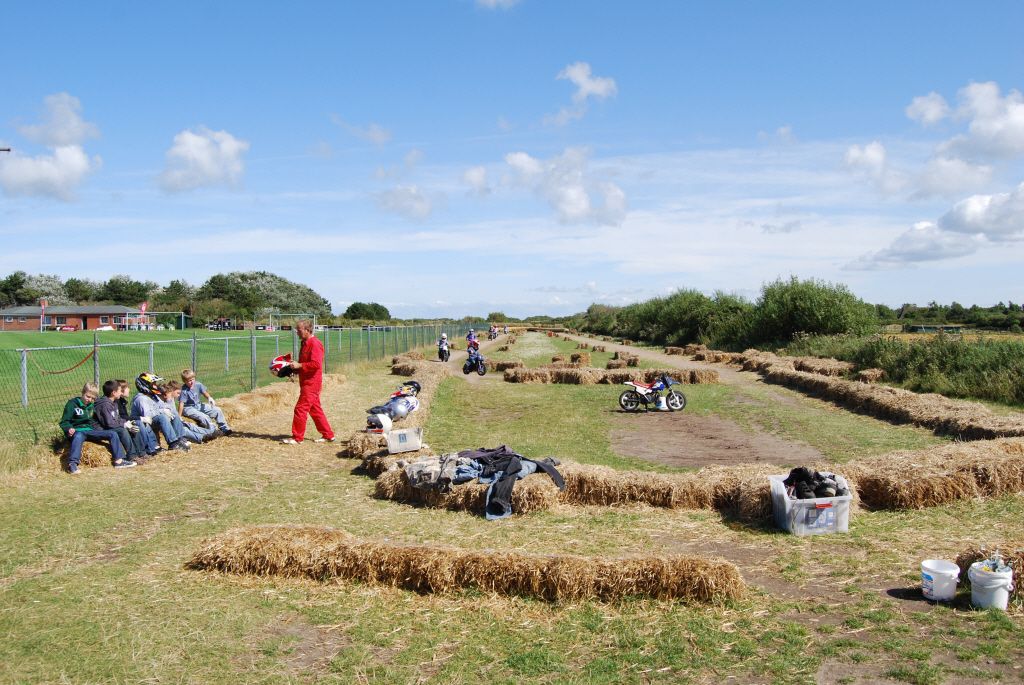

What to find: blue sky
left=2, top=1, right=1023, bottom=317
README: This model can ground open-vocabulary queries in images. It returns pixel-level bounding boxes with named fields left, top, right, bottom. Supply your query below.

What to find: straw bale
left=503, top=368, right=551, bottom=384
left=683, top=344, right=707, bottom=355
left=622, top=340, right=633, bottom=346
left=592, top=345, right=606, bottom=353
left=701, top=464, right=783, bottom=522
left=562, top=336, right=572, bottom=342
left=570, top=352, right=592, bottom=366
left=495, top=360, right=524, bottom=371
left=793, top=357, right=854, bottom=377
left=391, top=362, right=419, bottom=377
left=345, top=431, right=387, bottom=458
left=626, top=356, right=640, bottom=367
left=60, top=441, right=114, bottom=469
left=374, top=469, right=561, bottom=516
left=507, top=336, right=516, bottom=344
left=576, top=342, right=590, bottom=349
left=955, top=542, right=1024, bottom=596
left=558, top=462, right=713, bottom=509
left=664, top=347, right=685, bottom=355
left=855, top=368, right=886, bottom=383
left=392, top=351, right=424, bottom=364
left=188, top=524, right=745, bottom=602
left=497, top=345, right=509, bottom=351
left=606, top=359, right=627, bottom=369
left=599, top=369, right=644, bottom=384
left=689, top=369, right=720, bottom=384
left=551, top=354, right=566, bottom=363
left=548, top=368, right=601, bottom=385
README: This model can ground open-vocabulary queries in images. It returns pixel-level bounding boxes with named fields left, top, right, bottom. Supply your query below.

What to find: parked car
left=95, top=325, right=115, bottom=331
left=58, top=326, right=78, bottom=332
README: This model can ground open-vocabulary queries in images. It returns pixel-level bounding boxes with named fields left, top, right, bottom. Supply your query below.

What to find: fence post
left=225, top=337, right=230, bottom=372
left=20, top=349, right=28, bottom=408
left=275, top=335, right=279, bottom=356
left=149, top=342, right=155, bottom=374
left=250, top=330, right=257, bottom=391
left=366, top=329, right=371, bottom=360
left=381, top=329, right=386, bottom=358
left=93, top=332, right=100, bottom=387
left=323, top=330, right=329, bottom=372
left=191, top=331, right=197, bottom=372
left=349, top=328, right=353, bottom=362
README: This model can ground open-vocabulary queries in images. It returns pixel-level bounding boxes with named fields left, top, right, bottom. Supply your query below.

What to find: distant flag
left=140, top=301, right=148, bottom=315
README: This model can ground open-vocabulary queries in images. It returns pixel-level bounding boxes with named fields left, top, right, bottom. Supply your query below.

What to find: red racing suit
left=291, top=334, right=334, bottom=441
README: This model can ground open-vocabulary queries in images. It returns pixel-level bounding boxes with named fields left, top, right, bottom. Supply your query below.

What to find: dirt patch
left=256, top=613, right=353, bottom=676
left=609, top=410, right=824, bottom=468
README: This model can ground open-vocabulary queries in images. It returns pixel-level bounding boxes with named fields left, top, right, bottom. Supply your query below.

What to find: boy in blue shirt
left=179, top=369, right=231, bottom=435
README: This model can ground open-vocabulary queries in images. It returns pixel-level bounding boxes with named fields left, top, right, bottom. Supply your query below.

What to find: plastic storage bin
left=386, top=427, right=423, bottom=454
left=769, top=475, right=852, bottom=536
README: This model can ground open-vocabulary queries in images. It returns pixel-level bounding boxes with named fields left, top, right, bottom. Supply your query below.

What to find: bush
left=750, top=277, right=877, bottom=346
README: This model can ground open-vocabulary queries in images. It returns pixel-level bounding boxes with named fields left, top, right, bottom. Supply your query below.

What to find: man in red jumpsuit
left=282, top=320, right=335, bottom=444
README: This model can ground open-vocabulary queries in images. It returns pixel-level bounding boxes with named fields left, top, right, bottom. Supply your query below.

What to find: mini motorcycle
left=487, top=329, right=498, bottom=340
left=618, top=374, right=686, bottom=412
left=438, top=340, right=450, bottom=362
left=463, top=347, right=486, bottom=375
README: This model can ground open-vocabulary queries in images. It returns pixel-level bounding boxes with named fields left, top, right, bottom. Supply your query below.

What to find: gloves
left=208, top=398, right=216, bottom=406
left=125, top=420, right=139, bottom=434
left=162, top=407, right=174, bottom=417
left=140, top=416, right=153, bottom=426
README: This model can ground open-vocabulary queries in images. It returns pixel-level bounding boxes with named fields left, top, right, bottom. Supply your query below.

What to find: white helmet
left=269, top=353, right=292, bottom=373
left=441, top=333, right=447, bottom=340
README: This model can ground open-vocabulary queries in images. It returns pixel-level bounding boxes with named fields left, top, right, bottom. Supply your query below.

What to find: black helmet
left=136, top=372, right=164, bottom=396
left=399, top=381, right=421, bottom=396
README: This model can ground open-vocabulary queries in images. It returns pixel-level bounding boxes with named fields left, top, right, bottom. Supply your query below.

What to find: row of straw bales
left=664, top=347, right=685, bottom=355
left=840, top=438, right=1024, bottom=509
left=187, top=525, right=745, bottom=603
left=485, top=359, right=524, bottom=372
left=793, top=357, right=855, bottom=376
left=856, top=368, right=886, bottom=383
left=694, top=347, right=1024, bottom=439
left=502, top=367, right=720, bottom=386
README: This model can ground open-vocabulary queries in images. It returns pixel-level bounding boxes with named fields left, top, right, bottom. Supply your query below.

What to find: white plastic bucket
left=921, top=559, right=959, bottom=601
left=969, top=561, right=1014, bottom=610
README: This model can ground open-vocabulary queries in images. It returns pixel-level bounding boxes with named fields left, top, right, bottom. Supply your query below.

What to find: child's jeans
left=66, top=429, right=125, bottom=468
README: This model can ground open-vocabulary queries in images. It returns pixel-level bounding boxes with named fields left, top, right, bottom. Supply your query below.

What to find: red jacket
left=298, top=335, right=324, bottom=390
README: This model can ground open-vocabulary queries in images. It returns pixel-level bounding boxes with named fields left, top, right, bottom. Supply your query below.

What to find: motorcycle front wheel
left=477, top=361, right=486, bottom=375
left=619, top=390, right=642, bottom=412
left=666, top=390, right=687, bottom=411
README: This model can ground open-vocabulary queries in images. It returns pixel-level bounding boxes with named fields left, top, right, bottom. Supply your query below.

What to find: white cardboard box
left=386, top=427, right=423, bottom=454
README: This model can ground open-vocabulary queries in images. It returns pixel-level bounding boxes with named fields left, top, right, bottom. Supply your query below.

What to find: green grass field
left=1, top=338, right=1021, bottom=684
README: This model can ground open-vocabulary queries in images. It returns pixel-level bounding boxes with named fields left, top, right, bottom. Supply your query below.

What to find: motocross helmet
left=396, top=380, right=421, bottom=396
left=441, top=333, right=447, bottom=340
left=269, top=353, right=292, bottom=374
left=135, top=372, right=164, bottom=396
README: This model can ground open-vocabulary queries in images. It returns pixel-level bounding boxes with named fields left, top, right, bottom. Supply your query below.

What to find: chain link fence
left=0, top=323, right=475, bottom=472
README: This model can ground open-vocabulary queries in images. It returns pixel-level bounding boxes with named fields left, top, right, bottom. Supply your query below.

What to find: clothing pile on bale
left=403, top=445, right=565, bottom=520
left=365, top=381, right=421, bottom=433
left=781, top=467, right=851, bottom=499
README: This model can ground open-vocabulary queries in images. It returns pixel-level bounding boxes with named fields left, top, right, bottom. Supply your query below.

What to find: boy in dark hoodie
left=58, top=382, right=133, bottom=474
left=93, top=380, right=147, bottom=463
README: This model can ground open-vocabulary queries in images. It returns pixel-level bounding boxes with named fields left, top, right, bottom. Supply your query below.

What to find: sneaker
left=131, top=455, right=149, bottom=465
left=147, top=448, right=163, bottom=457
left=314, top=437, right=336, bottom=443
left=219, top=427, right=232, bottom=436
left=170, top=440, right=190, bottom=452
left=281, top=438, right=301, bottom=445
left=68, top=464, right=81, bottom=475
left=113, top=460, right=138, bottom=469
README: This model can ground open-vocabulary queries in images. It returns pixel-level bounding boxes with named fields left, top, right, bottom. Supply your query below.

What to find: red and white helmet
left=269, top=353, right=292, bottom=373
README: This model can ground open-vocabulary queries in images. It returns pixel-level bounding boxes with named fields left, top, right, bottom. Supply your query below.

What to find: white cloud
left=476, top=0, right=520, bottom=8
left=546, top=62, right=617, bottom=125
left=906, top=92, right=950, bottom=126
left=0, top=93, right=100, bottom=200
left=159, top=127, right=250, bottom=192
left=463, top=165, right=490, bottom=195
left=942, top=81, right=1024, bottom=159
left=761, top=220, right=802, bottom=234
left=843, top=141, right=906, bottom=193
left=914, top=156, right=992, bottom=197
left=330, top=115, right=392, bottom=145
left=18, top=93, right=99, bottom=147
left=758, top=125, right=796, bottom=144
left=0, top=145, right=99, bottom=201
left=847, top=221, right=984, bottom=270
left=375, top=148, right=424, bottom=180
left=504, top=147, right=626, bottom=224
left=376, top=185, right=434, bottom=220
left=938, top=182, right=1024, bottom=241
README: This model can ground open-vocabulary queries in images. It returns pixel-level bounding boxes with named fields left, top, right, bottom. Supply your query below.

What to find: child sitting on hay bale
left=58, top=382, right=133, bottom=474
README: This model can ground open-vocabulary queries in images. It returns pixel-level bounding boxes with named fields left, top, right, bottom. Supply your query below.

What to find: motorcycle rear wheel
left=619, top=390, right=642, bottom=412
left=666, top=390, right=687, bottom=411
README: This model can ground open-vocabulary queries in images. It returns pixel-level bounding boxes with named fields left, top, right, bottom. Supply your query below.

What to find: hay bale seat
left=60, top=441, right=118, bottom=469
left=856, top=368, right=886, bottom=383
left=570, top=352, right=592, bottom=366
left=955, top=542, right=1024, bottom=598
left=503, top=368, right=552, bottom=384
left=375, top=469, right=561, bottom=516
left=187, top=525, right=746, bottom=603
